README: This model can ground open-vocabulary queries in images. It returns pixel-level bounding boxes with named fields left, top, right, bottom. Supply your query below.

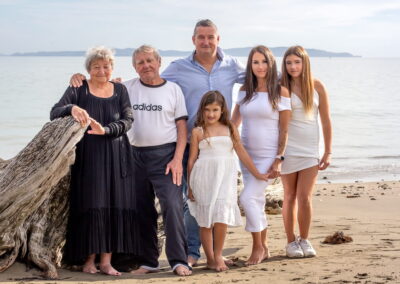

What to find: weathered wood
left=0, top=117, right=86, bottom=278
left=0, top=116, right=167, bottom=277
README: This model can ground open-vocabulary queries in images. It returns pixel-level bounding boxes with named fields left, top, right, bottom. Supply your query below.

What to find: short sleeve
left=236, top=90, right=246, bottom=105
left=278, top=96, right=291, bottom=111
left=174, top=84, right=188, bottom=120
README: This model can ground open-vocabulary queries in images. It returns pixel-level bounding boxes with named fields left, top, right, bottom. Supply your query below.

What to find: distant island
left=6, top=47, right=359, bottom=57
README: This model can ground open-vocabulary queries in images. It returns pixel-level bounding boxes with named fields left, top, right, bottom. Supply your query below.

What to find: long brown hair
left=281, top=45, right=314, bottom=114
left=240, top=45, right=281, bottom=109
left=194, top=91, right=239, bottom=145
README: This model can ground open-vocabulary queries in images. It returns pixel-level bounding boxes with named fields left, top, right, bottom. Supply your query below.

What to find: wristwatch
left=276, top=155, right=285, bottom=161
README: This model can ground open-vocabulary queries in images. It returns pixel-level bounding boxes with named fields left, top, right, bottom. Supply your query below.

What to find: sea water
left=0, top=56, right=399, bottom=182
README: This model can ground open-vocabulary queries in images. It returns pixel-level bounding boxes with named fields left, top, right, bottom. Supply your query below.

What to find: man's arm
left=165, top=119, right=187, bottom=185
left=234, top=57, right=246, bottom=84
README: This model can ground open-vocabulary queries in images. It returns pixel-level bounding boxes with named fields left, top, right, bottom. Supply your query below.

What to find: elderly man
left=69, top=45, right=191, bottom=276
left=126, top=45, right=191, bottom=276
left=161, top=19, right=245, bottom=266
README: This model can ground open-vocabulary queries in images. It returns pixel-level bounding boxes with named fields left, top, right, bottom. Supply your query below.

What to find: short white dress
left=188, top=134, right=242, bottom=228
left=281, top=92, right=320, bottom=174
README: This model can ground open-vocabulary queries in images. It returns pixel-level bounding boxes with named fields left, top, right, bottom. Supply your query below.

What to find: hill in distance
left=9, top=47, right=359, bottom=57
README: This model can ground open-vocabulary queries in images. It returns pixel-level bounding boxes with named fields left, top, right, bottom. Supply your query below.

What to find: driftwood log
left=0, top=116, right=166, bottom=278
left=0, top=117, right=86, bottom=278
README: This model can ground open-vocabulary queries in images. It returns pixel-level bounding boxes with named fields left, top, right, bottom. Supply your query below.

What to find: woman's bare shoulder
left=280, top=86, right=290, bottom=98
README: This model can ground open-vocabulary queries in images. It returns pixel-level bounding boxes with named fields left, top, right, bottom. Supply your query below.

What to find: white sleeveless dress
left=188, top=135, right=242, bottom=228
left=281, top=92, right=320, bottom=174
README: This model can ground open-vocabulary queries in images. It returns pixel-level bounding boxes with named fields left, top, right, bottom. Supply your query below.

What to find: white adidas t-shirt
left=123, top=78, right=188, bottom=147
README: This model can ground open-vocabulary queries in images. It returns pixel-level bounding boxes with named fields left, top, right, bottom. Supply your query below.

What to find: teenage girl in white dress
left=187, top=91, right=268, bottom=272
left=280, top=46, right=332, bottom=258
left=231, top=45, right=291, bottom=265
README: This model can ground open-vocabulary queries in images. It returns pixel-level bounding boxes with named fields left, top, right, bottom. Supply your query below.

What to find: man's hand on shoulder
left=111, top=77, right=122, bottom=83
left=70, top=73, right=86, bottom=88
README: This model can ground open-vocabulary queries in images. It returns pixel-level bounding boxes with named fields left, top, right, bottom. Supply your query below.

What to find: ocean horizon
left=0, top=56, right=399, bottom=183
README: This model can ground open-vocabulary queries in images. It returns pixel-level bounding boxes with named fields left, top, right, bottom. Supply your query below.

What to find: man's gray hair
left=132, top=45, right=161, bottom=64
left=85, top=46, right=115, bottom=72
left=193, top=19, right=218, bottom=36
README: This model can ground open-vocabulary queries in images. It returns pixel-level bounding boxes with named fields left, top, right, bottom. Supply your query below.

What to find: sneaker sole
left=286, top=254, right=304, bottom=258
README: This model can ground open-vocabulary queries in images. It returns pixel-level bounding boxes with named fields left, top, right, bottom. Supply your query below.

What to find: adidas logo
left=132, top=103, right=162, bottom=111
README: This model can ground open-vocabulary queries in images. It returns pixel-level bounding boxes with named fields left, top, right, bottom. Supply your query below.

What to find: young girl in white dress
left=231, top=45, right=291, bottom=265
left=280, top=46, right=332, bottom=258
left=187, top=91, right=269, bottom=272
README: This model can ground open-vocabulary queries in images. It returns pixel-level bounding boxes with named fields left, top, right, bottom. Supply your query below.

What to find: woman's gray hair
left=85, top=46, right=115, bottom=72
left=132, top=45, right=161, bottom=65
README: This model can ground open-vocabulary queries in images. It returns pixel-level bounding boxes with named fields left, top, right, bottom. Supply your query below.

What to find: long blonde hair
left=281, top=46, right=314, bottom=114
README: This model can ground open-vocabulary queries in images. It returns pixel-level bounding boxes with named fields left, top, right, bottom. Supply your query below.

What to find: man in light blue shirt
left=162, top=19, right=245, bottom=267
left=162, top=25, right=245, bottom=134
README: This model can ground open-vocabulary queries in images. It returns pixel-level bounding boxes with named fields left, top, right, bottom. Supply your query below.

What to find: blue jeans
left=182, top=144, right=201, bottom=259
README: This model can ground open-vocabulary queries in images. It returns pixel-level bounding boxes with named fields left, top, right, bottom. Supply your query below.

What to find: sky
left=1, top=0, right=399, bottom=57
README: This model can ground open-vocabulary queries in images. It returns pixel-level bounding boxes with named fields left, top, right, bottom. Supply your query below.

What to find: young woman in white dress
left=280, top=46, right=332, bottom=258
left=187, top=91, right=268, bottom=272
left=231, top=45, right=291, bottom=265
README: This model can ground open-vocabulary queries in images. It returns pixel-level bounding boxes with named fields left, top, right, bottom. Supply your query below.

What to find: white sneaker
left=298, top=238, right=317, bottom=257
left=286, top=240, right=304, bottom=258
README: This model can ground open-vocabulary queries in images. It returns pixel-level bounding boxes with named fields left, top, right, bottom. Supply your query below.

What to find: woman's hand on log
left=71, top=106, right=90, bottom=127
left=88, top=118, right=105, bottom=135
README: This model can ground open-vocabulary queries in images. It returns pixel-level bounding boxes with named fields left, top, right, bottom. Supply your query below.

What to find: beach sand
left=1, top=180, right=399, bottom=284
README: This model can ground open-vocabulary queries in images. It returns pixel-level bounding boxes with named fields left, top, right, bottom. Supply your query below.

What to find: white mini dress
left=188, top=135, right=242, bottom=228
left=281, top=92, right=320, bottom=174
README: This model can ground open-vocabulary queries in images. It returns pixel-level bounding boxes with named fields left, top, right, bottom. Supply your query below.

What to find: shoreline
left=0, top=180, right=399, bottom=283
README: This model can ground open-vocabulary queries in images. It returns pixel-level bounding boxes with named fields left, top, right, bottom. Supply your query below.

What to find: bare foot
left=99, top=263, right=121, bottom=276
left=174, top=265, right=192, bottom=276
left=130, top=266, right=159, bottom=275
left=245, top=247, right=265, bottom=266
left=223, top=256, right=234, bottom=265
left=263, top=246, right=271, bottom=260
left=206, top=260, right=216, bottom=270
left=215, top=256, right=228, bottom=272
left=82, top=263, right=99, bottom=274
left=187, top=255, right=198, bottom=267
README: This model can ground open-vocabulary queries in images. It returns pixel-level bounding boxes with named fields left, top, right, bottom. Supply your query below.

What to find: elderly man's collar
left=139, top=79, right=167, bottom=88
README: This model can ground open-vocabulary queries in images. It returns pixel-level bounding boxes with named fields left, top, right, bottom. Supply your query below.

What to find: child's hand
left=267, top=159, right=281, bottom=179
left=188, top=188, right=195, bottom=202
left=255, top=172, right=269, bottom=181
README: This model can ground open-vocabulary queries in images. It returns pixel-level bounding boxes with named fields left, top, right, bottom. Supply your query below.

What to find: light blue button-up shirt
left=162, top=47, right=245, bottom=133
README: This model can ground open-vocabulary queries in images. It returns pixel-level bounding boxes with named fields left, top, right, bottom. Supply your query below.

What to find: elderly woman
left=50, top=46, right=137, bottom=276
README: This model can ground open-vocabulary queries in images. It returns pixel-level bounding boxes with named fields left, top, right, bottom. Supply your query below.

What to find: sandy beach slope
left=0, top=181, right=399, bottom=284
